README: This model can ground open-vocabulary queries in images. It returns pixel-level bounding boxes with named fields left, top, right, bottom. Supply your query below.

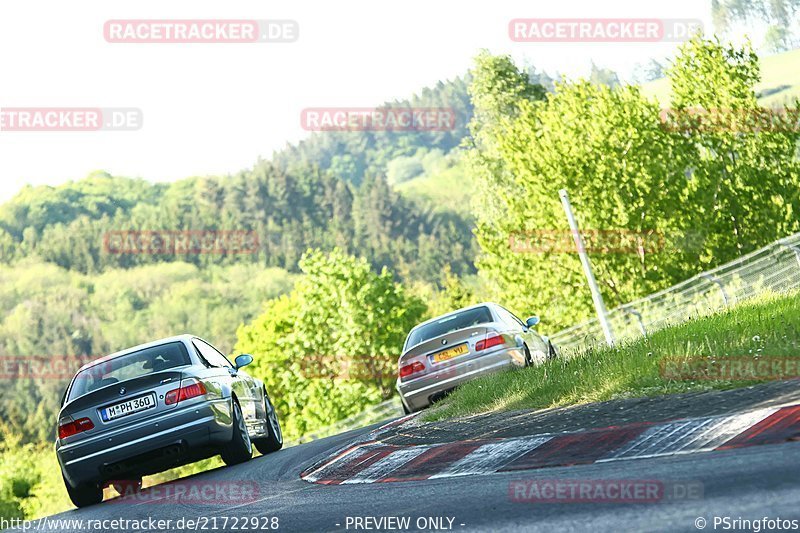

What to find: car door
left=192, top=339, right=260, bottom=425
left=496, top=305, right=549, bottom=363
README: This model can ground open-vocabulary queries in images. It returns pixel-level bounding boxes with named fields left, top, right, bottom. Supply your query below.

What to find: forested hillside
left=0, top=76, right=480, bottom=451
left=0, top=76, right=476, bottom=280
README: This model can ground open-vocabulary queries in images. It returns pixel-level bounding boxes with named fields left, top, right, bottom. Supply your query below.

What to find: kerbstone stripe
left=302, top=404, right=799, bottom=484
left=341, top=446, right=430, bottom=484
left=429, top=436, right=552, bottom=479
left=718, top=405, right=800, bottom=449
left=598, top=408, right=778, bottom=461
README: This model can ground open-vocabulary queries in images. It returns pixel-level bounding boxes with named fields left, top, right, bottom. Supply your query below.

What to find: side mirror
left=525, top=316, right=540, bottom=328
left=234, top=354, right=254, bottom=369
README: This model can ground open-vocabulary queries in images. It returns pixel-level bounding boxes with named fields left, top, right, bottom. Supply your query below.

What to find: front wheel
left=221, top=400, right=253, bottom=466
left=63, top=476, right=103, bottom=508
left=254, top=392, right=283, bottom=455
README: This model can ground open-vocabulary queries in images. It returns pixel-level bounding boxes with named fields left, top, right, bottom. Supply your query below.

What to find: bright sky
left=0, top=0, right=745, bottom=202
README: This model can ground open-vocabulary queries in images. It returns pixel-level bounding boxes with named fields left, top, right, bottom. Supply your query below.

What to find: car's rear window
left=67, top=342, right=191, bottom=401
left=405, top=306, right=494, bottom=350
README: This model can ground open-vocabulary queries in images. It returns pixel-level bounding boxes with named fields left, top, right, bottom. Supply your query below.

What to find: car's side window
left=193, top=339, right=233, bottom=369
left=496, top=305, right=526, bottom=328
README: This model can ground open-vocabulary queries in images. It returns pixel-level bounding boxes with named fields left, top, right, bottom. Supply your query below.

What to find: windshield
left=67, top=342, right=191, bottom=401
left=405, top=306, right=494, bottom=350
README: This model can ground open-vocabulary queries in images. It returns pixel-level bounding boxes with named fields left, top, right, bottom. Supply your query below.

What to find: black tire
left=63, top=476, right=103, bottom=508
left=253, top=391, right=283, bottom=455
left=547, top=341, right=558, bottom=360
left=523, top=344, right=532, bottom=367
left=221, top=400, right=253, bottom=466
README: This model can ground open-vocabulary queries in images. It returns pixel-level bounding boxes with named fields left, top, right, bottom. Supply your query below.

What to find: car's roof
left=408, top=302, right=499, bottom=332
left=76, top=334, right=197, bottom=372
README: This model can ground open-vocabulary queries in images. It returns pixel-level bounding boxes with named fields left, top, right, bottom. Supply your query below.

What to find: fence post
left=622, top=306, right=647, bottom=337
left=559, top=189, right=615, bottom=347
left=699, top=273, right=729, bottom=306
left=780, top=243, right=800, bottom=269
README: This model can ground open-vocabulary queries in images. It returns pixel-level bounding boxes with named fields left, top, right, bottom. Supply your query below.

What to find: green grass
left=423, top=290, right=800, bottom=422
left=640, top=48, right=800, bottom=107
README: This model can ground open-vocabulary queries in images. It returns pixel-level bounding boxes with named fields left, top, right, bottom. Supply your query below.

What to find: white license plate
left=101, top=393, right=156, bottom=421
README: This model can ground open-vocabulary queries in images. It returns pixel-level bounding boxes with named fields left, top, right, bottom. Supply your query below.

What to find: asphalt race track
left=13, top=419, right=800, bottom=533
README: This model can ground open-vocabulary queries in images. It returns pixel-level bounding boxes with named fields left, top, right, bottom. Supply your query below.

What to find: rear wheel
left=221, top=400, right=253, bottom=466
left=254, top=392, right=283, bottom=455
left=63, top=476, right=102, bottom=508
left=547, top=341, right=558, bottom=360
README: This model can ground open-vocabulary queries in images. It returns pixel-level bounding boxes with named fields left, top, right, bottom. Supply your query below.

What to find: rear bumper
left=56, top=398, right=233, bottom=487
left=396, top=346, right=524, bottom=411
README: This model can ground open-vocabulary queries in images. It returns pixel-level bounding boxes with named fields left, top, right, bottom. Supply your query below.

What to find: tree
left=466, top=36, right=800, bottom=329
left=712, top=0, right=800, bottom=51
left=235, top=249, right=425, bottom=440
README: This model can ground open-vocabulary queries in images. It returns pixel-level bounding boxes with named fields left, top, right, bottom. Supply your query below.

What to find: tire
left=547, top=341, right=558, bottom=360
left=523, top=344, right=532, bottom=367
left=63, top=476, right=103, bottom=508
left=253, top=391, right=283, bottom=455
left=221, top=400, right=253, bottom=466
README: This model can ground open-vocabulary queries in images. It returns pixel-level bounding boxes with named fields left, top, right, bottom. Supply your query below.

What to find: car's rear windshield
left=405, top=306, right=494, bottom=350
left=67, top=342, right=191, bottom=401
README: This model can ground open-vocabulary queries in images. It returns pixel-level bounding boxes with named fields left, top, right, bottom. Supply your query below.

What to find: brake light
left=399, top=361, right=425, bottom=379
left=165, top=379, right=207, bottom=405
left=475, top=333, right=505, bottom=351
left=58, top=417, right=94, bottom=439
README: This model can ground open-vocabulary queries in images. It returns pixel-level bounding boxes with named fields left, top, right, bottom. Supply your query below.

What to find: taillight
left=475, top=333, right=505, bottom=351
left=58, top=416, right=94, bottom=439
left=399, top=361, right=425, bottom=379
left=165, top=378, right=207, bottom=405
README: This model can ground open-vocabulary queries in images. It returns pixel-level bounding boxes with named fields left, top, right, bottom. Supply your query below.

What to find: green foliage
left=236, top=249, right=425, bottom=440
left=0, top=166, right=475, bottom=284
left=467, top=36, right=800, bottom=329
left=0, top=261, right=296, bottom=444
left=712, top=0, right=800, bottom=51
left=394, top=151, right=475, bottom=217
left=386, top=155, right=424, bottom=185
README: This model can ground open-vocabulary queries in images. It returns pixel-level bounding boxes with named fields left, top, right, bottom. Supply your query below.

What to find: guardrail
left=549, top=232, right=800, bottom=354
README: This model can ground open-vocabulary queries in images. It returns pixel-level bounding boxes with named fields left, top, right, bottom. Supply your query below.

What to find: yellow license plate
left=432, top=343, right=468, bottom=363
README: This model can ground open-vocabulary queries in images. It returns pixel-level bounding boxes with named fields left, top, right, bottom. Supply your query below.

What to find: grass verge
left=422, top=290, right=800, bottom=422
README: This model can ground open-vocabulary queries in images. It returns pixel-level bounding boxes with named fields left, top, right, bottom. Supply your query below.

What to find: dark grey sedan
left=56, top=335, right=282, bottom=508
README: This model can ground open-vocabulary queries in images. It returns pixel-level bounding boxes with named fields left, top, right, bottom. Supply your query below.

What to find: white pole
left=558, top=188, right=615, bottom=347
